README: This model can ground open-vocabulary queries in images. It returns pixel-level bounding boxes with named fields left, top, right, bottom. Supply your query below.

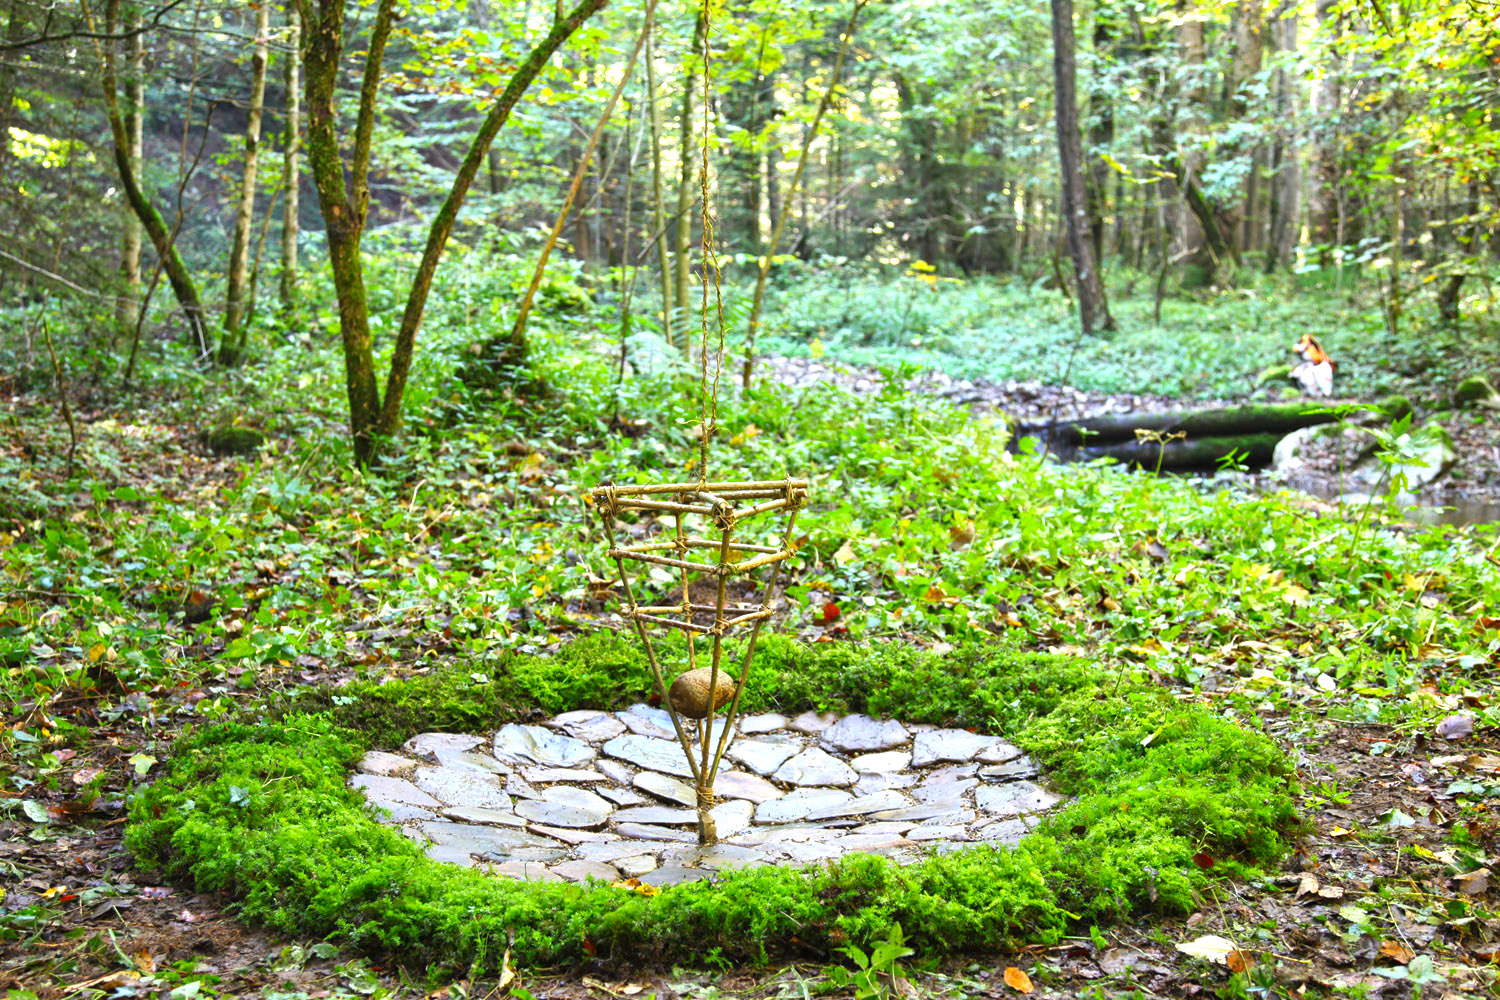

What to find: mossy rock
left=1377, top=394, right=1413, bottom=423
left=205, top=425, right=266, bottom=456
left=1453, top=375, right=1500, bottom=410
left=1255, top=363, right=1294, bottom=387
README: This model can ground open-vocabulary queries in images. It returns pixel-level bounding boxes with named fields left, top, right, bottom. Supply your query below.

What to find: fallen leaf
left=1317, top=885, right=1346, bottom=900
left=497, top=944, right=515, bottom=991
left=1003, top=967, right=1034, bottom=993
left=1192, top=852, right=1215, bottom=870
left=1227, top=949, right=1252, bottom=973
left=1295, top=873, right=1320, bottom=898
left=1436, top=714, right=1475, bottom=740
left=1453, top=868, right=1490, bottom=895
left=1379, top=940, right=1415, bottom=965
left=820, top=602, right=841, bottom=624
left=1176, top=934, right=1238, bottom=965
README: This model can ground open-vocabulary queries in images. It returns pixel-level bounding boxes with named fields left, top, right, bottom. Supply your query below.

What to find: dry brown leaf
left=497, top=945, right=515, bottom=992
left=1453, top=868, right=1490, bottom=895
left=1227, top=949, right=1253, bottom=974
left=1003, top=967, right=1034, bottom=993
left=1378, top=940, right=1415, bottom=965
left=1295, top=872, right=1319, bottom=898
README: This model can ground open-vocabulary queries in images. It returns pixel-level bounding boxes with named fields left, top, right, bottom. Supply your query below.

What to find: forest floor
left=4, top=304, right=1500, bottom=999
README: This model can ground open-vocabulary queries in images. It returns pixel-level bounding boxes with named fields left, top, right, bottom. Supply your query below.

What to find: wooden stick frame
left=592, top=477, right=809, bottom=843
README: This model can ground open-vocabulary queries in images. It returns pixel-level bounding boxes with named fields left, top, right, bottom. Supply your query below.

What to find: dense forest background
left=2, top=0, right=1498, bottom=454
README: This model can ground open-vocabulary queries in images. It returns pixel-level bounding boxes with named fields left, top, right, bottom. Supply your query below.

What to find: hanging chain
left=696, top=0, right=727, bottom=486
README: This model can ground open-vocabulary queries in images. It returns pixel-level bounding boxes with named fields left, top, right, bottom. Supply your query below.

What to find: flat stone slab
left=352, top=774, right=441, bottom=810
left=413, top=766, right=511, bottom=810
left=975, top=781, right=1064, bottom=816
left=739, top=713, right=787, bottom=734
left=443, top=805, right=526, bottom=827
left=850, top=750, right=910, bottom=773
left=756, top=787, right=853, bottom=825
left=773, top=747, right=857, bottom=787
left=728, top=738, right=800, bottom=775
left=633, top=771, right=697, bottom=807
left=911, top=729, right=1005, bottom=767
left=514, top=786, right=614, bottom=828
left=820, top=714, right=910, bottom=753
left=404, top=733, right=485, bottom=757
left=358, top=709, right=1064, bottom=882
left=713, top=770, right=783, bottom=803
left=358, top=751, right=414, bottom=777
left=551, top=710, right=626, bottom=743
left=493, top=724, right=596, bottom=768
left=603, top=735, right=695, bottom=777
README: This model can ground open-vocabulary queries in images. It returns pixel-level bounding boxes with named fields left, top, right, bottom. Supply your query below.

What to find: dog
left=1290, top=333, right=1335, bottom=397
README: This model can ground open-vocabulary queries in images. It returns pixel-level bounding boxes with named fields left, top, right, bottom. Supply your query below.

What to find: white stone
left=974, top=781, right=1063, bottom=817
left=756, top=788, right=853, bottom=825
left=357, top=751, right=414, bottom=777
left=493, top=724, right=596, bottom=768
left=442, top=805, right=525, bottom=827
left=804, top=789, right=914, bottom=821
left=551, top=860, right=621, bottom=883
left=773, top=747, right=857, bottom=787
left=788, top=711, right=838, bottom=734
left=513, top=786, right=614, bottom=828
left=633, top=771, right=697, bottom=807
left=713, top=770, right=783, bottom=804
left=709, top=799, right=755, bottom=839
left=603, top=735, right=694, bottom=777
left=351, top=773, right=441, bottom=809
left=910, top=729, right=1005, bottom=767
left=403, top=732, right=485, bottom=757
left=849, top=750, right=910, bottom=773
left=820, top=714, right=910, bottom=753
left=739, top=713, right=787, bottom=734
left=412, top=766, right=511, bottom=810
left=550, top=710, right=626, bottom=743
left=728, top=737, right=801, bottom=776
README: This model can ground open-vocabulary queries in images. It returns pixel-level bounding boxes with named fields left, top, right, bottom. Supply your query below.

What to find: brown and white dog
left=1291, top=333, right=1335, bottom=397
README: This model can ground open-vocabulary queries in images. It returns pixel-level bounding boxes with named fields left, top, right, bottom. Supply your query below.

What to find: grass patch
left=130, top=634, right=1297, bottom=973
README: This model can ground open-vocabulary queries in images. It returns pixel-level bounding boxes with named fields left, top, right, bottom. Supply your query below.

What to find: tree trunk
left=376, top=0, right=611, bottom=445
left=1033, top=400, right=1346, bottom=446
left=1049, top=0, right=1112, bottom=334
left=280, top=4, right=301, bottom=312
left=1085, top=15, right=1114, bottom=267
left=743, top=0, right=867, bottom=386
left=115, top=3, right=144, bottom=333
left=1306, top=0, right=1341, bottom=256
left=1174, top=0, right=1214, bottom=285
left=1264, top=0, right=1300, bottom=272
left=219, top=0, right=272, bottom=365
left=643, top=20, right=675, bottom=350
left=89, top=0, right=210, bottom=352
left=671, top=13, right=705, bottom=323
left=1082, top=433, right=1284, bottom=471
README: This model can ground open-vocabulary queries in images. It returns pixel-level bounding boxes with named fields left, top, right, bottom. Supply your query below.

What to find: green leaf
left=20, top=800, right=50, bottom=823
left=129, top=753, right=157, bottom=776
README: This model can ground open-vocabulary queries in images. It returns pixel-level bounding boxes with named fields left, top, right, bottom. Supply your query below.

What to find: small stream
left=1260, top=474, right=1500, bottom=528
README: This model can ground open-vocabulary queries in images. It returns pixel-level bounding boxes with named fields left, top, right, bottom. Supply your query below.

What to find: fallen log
left=1081, top=433, right=1284, bottom=471
left=1026, top=400, right=1346, bottom=446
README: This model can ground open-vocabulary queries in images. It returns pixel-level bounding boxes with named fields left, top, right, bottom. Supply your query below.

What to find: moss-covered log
left=1082, top=432, right=1283, bottom=471
left=1030, top=400, right=1344, bottom=446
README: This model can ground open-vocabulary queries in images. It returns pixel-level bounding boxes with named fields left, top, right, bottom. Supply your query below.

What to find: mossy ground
left=129, top=634, right=1297, bottom=975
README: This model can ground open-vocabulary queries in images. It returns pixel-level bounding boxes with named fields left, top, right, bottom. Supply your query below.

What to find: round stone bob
left=668, top=667, right=736, bottom=719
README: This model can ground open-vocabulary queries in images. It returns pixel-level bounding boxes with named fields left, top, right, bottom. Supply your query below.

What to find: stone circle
left=356, top=708, right=1065, bottom=887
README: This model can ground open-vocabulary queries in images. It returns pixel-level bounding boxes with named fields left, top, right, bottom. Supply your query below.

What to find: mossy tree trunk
left=279, top=6, right=301, bottom=313
left=219, top=0, right=271, bottom=365
left=89, top=0, right=210, bottom=353
left=297, top=0, right=609, bottom=465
